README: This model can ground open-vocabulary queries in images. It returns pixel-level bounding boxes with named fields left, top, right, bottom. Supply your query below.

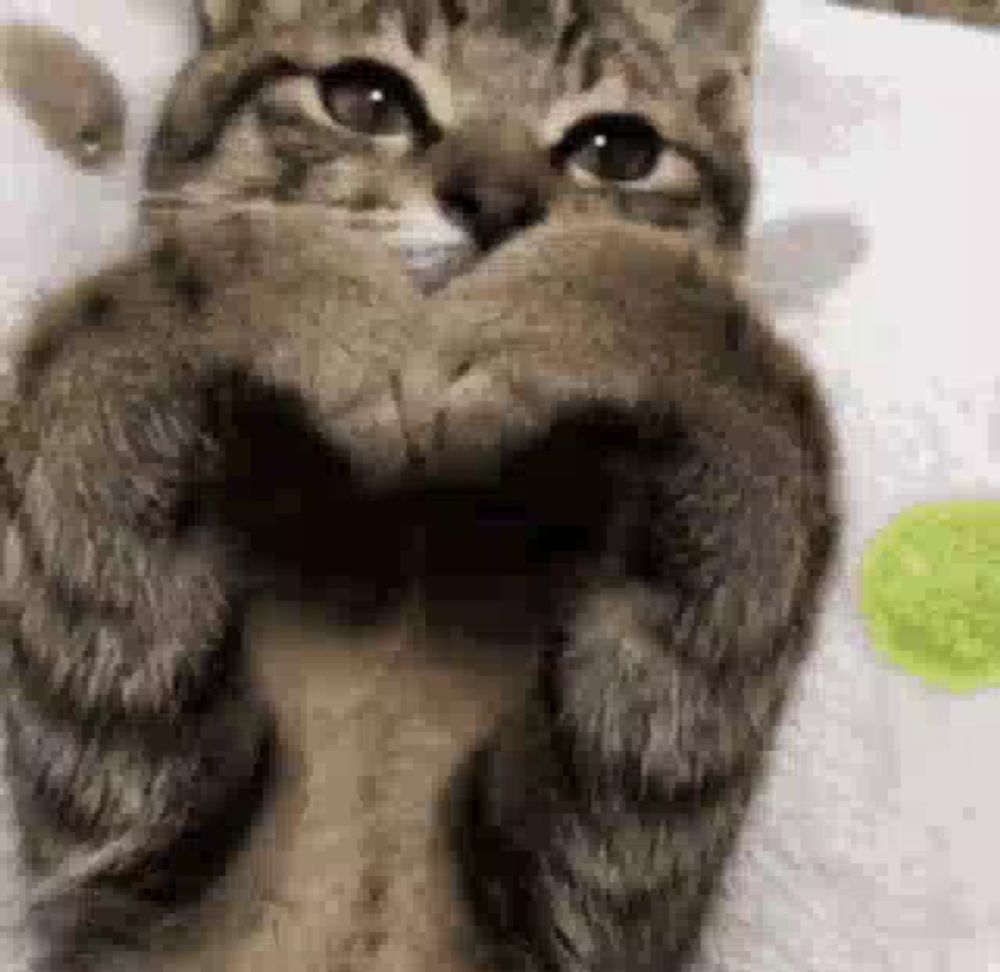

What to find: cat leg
left=450, top=397, right=837, bottom=972
left=0, top=209, right=416, bottom=969
left=0, top=317, right=283, bottom=967
left=409, top=222, right=839, bottom=971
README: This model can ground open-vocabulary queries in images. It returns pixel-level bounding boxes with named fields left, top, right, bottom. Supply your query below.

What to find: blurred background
left=837, top=0, right=1000, bottom=29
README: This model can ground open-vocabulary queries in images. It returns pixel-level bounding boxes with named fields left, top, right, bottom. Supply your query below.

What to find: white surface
left=1, top=0, right=998, bottom=969
left=0, top=0, right=196, bottom=376
left=706, top=2, right=1000, bottom=970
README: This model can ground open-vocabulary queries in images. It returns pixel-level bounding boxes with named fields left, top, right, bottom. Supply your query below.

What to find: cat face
left=147, top=0, right=757, bottom=291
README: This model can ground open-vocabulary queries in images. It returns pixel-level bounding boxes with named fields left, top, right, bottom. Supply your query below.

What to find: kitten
left=0, top=1, right=838, bottom=971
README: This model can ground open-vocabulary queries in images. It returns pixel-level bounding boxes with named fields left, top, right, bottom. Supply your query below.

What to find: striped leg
left=450, top=399, right=837, bottom=972
left=0, top=339, right=274, bottom=966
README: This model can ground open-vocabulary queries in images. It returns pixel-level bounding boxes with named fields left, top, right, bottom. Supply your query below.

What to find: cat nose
left=436, top=179, right=544, bottom=251
left=431, top=122, right=552, bottom=251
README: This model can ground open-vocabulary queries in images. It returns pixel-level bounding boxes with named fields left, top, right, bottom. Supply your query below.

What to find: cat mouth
left=393, top=241, right=478, bottom=294
left=139, top=194, right=483, bottom=294
left=391, top=202, right=480, bottom=294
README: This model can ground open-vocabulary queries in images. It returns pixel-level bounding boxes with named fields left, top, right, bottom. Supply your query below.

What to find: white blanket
left=1, top=1, right=998, bottom=969
left=707, top=3, right=1000, bottom=969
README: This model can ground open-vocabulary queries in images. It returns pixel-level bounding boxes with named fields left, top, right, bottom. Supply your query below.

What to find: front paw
left=397, top=220, right=741, bottom=474
left=185, top=211, right=434, bottom=484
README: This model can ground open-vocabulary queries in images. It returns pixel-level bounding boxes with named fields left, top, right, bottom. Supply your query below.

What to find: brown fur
left=0, top=2, right=838, bottom=971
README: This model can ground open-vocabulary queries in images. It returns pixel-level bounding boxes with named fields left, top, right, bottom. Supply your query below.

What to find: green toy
left=861, top=500, right=1000, bottom=693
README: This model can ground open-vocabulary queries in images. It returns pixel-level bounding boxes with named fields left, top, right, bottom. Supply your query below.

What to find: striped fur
left=0, top=2, right=838, bottom=970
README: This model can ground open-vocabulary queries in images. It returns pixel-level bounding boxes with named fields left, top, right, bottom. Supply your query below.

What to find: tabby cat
left=0, top=1, right=838, bottom=970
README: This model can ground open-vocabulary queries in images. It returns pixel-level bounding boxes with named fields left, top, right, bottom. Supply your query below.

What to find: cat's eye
left=318, top=59, right=433, bottom=143
left=552, top=113, right=666, bottom=183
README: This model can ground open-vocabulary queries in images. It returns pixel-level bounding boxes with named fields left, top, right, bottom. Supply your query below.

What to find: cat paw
left=396, top=220, right=733, bottom=475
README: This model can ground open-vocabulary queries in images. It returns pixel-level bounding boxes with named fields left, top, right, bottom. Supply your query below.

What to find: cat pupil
left=323, top=80, right=405, bottom=135
left=553, top=113, right=665, bottom=183
left=319, top=59, right=427, bottom=139
left=359, top=86, right=393, bottom=130
left=594, top=130, right=658, bottom=181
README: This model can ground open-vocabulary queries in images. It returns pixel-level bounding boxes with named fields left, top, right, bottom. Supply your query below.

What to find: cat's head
left=146, top=0, right=759, bottom=290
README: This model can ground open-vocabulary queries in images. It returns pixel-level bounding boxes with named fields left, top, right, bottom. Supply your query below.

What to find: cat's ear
left=194, top=0, right=304, bottom=44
